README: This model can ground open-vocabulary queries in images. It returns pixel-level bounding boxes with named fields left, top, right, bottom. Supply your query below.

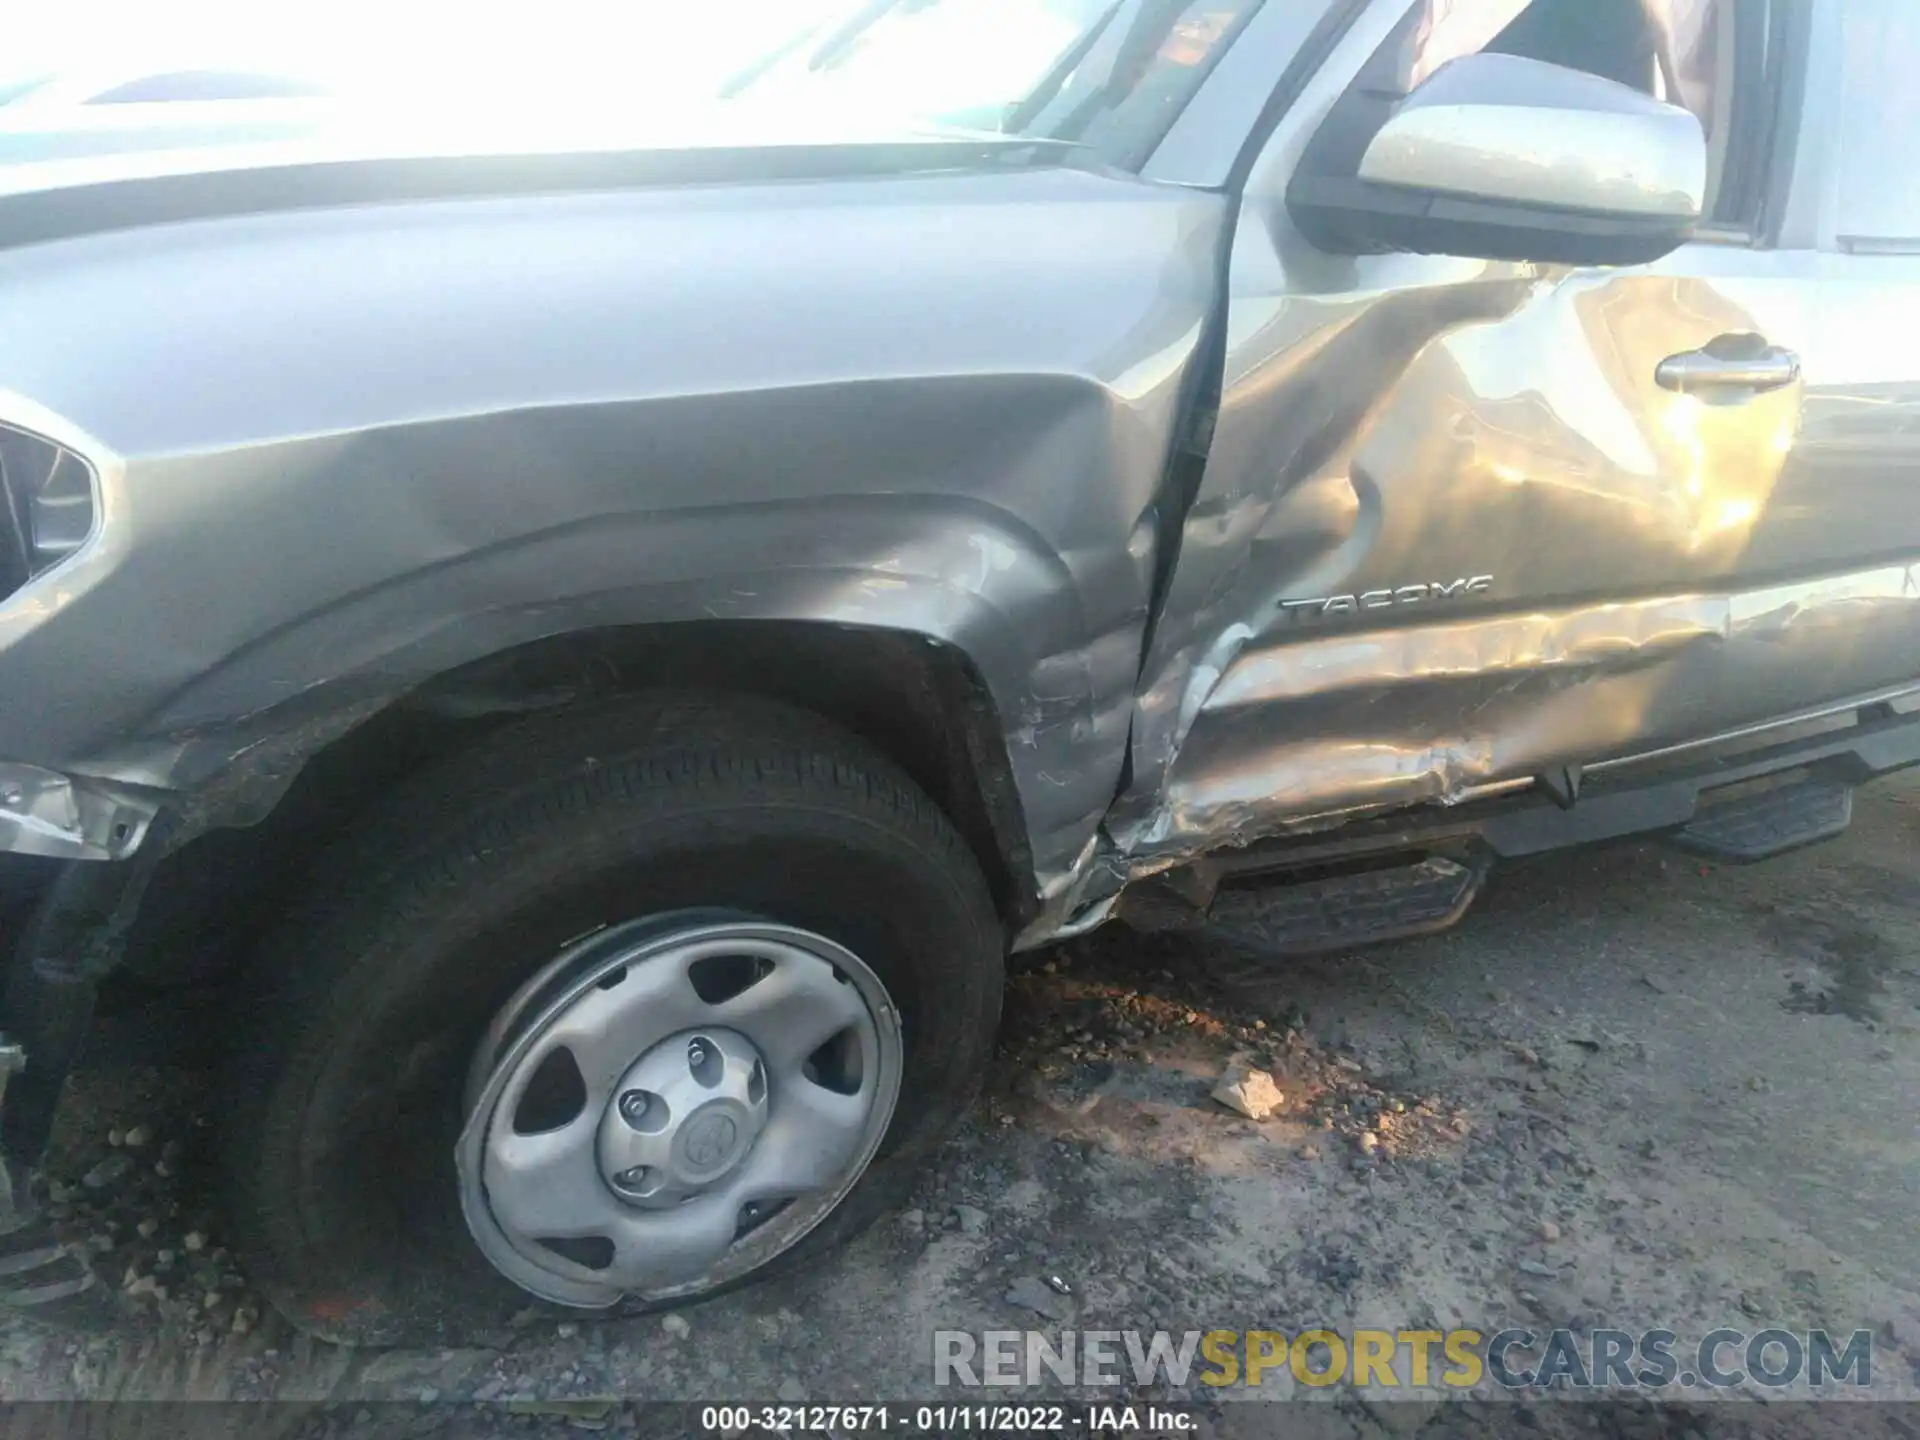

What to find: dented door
left=1115, top=0, right=1920, bottom=866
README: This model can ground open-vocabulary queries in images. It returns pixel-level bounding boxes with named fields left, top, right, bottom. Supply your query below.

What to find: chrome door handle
left=1656, top=342, right=1801, bottom=395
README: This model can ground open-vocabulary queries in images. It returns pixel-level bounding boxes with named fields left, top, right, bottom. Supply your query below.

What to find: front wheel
left=223, top=695, right=1004, bottom=1345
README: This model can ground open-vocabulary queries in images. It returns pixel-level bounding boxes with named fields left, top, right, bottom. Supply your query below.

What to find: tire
left=222, top=693, right=1004, bottom=1346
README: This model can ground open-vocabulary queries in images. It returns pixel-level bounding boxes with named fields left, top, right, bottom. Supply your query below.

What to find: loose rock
left=661, top=1313, right=691, bottom=1340
left=82, top=1155, right=134, bottom=1191
left=778, top=1379, right=807, bottom=1403
left=953, top=1205, right=988, bottom=1236
left=1211, top=1061, right=1284, bottom=1121
left=1005, top=1276, right=1072, bottom=1321
left=124, top=1125, right=154, bottom=1149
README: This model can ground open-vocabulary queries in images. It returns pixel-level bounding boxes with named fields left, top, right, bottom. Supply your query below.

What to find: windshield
left=726, top=1, right=1124, bottom=131
left=726, top=0, right=1268, bottom=161
left=6, top=0, right=1264, bottom=171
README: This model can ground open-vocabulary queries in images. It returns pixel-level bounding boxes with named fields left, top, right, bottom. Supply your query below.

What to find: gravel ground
left=2, top=774, right=1918, bottom=1437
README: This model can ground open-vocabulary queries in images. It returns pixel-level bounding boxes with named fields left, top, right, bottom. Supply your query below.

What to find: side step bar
left=1121, top=856, right=1482, bottom=960
left=1674, top=776, right=1855, bottom=862
left=1114, top=699, right=1920, bottom=957
left=1124, top=856, right=1485, bottom=956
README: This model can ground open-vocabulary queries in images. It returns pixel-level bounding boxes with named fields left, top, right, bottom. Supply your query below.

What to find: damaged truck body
left=2, top=0, right=1916, bottom=1340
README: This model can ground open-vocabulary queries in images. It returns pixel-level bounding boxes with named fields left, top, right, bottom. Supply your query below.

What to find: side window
left=1834, top=0, right=1920, bottom=251
left=1379, top=0, right=1777, bottom=231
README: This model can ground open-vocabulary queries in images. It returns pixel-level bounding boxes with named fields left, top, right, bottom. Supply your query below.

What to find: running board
left=1104, top=699, right=1920, bottom=957
left=1673, top=776, right=1854, bottom=862
left=1120, top=855, right=1485, bottom=957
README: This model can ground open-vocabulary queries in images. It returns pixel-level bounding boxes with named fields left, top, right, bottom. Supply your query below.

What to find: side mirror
left=1288, top=53, right=1707, bottom=266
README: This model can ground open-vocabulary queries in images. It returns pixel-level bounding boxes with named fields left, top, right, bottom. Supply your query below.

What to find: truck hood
left=0, top=93, right=1067, bottom=204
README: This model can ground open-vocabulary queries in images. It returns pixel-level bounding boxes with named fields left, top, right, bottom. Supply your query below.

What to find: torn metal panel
left=0, top=763, right=156, bottom=862
left=1122, top=560, right=1920, bottom=862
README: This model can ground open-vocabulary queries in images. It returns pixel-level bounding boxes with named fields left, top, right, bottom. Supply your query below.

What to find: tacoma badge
left=1279, top=575, right=1493, bottom=622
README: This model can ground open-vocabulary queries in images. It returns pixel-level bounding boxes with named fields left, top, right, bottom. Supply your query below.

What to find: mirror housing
left=1288, top=53, right=1707, bottom=266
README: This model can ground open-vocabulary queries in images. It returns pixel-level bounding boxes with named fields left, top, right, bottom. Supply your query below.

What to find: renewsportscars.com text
left=933, top=1327, right=1876, bottom=1392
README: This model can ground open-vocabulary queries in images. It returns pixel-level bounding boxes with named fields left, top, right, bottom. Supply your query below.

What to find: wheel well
left=118, top=622, right=1036, bottom=988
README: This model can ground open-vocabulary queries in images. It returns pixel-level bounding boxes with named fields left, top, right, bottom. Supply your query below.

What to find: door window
left=1833, top=0, right=1920, bottom=251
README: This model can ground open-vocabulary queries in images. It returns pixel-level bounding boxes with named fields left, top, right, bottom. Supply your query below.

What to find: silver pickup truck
left=1, top=0, right=1916, bottom=1343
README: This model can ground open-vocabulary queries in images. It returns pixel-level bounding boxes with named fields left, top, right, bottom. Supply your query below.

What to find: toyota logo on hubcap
left=683, top=1111, right=740, bottom=1171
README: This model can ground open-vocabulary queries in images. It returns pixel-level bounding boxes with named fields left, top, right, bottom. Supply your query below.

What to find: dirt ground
left=2, top=773, right=1918, bottom=1437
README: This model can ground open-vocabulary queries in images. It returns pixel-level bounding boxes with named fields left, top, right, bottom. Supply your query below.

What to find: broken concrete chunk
left=1211, top=1061, right=1284, bottom=1120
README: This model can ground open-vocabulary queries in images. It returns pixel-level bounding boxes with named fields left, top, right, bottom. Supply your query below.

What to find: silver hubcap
left=599, top=1029, right=768, bottom=1203
left=455, top=918, right=903, bottom=1309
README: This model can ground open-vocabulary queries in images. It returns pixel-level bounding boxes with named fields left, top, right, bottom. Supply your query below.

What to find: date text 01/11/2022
left=696, top=1403, right=1194, bottom=1432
